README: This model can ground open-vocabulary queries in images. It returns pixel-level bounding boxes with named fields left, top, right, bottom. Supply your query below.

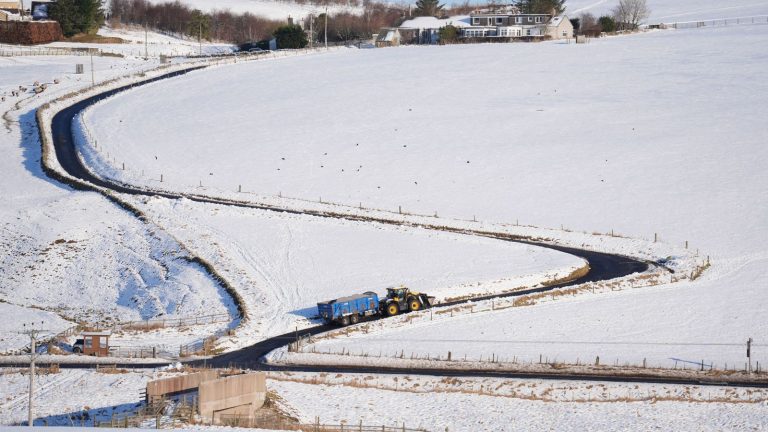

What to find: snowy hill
left=567, top=0, right=768, bottom=22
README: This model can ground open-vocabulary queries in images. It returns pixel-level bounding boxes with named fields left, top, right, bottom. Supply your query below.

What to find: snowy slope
left=86, top=27, right=768, bottom=259
left=268, top=373, right=768, bottom=431
left=129, top=196, right=583, bottom=346
left=144, top=0, right=363, bottom=21
left=83, top=25, right=768, bottom=364
left=566, top=0, right=768, bottom=22
left=0, top=55, right=235, bottom=353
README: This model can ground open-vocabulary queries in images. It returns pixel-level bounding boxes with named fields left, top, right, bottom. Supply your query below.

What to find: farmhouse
left=382, top=5, right=573, bottom=46
left=462, top=9, right=573, bottom=40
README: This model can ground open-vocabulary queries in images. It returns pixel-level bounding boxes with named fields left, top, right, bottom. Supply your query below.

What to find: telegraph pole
left=309, top=14, right=313, bottom=48
left=199, top=21, right=202, bottom=56
left=89, top=54, right=95, bottom=86
left=144, top=21, right=148, bottom=59
left=20, top=322, right=47, bottom=427
left=747, top=337, right=753, bottom=374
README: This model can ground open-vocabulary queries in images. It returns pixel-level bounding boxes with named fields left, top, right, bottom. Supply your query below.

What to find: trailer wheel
left=408, top=297, right=421, bottom=312
left=386, top=303, right=399, bottom=316
left=350, top=314, right=359, bottom=324
left=340, top=316, right=350, bottom=326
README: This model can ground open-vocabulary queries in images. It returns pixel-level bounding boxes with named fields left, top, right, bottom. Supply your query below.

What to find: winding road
left=36, top=64, right=766, bottom=389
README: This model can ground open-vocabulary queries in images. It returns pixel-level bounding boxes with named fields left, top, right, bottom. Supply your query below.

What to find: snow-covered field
left=2, top=368, right=766, bottom=431
left=269, top=372, right=768, bottom=431
left=128, top=196, right=584, bottom=346
left=80, top=25, right=768, bottom=368
left=567, top=0, right=768, bottom=22
left=0, top=55, right=235, bottom=353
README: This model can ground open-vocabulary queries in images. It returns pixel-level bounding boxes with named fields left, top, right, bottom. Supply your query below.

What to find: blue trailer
left=317, top=291, right=379, bottom=326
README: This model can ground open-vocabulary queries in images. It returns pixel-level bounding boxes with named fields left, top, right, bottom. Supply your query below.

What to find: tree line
left=107, top=0, right=407, bottom=46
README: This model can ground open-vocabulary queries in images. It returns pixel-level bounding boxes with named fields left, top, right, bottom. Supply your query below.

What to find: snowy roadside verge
left=266, top=348, right=768, bottom=387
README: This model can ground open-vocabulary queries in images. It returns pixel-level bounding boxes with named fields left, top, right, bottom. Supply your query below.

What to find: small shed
left=81, top=331, right=111, bottom=356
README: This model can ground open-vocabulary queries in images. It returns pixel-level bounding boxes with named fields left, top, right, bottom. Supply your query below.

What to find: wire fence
left=656, top=15, right=768, bottom=29
left=0, top=45, right=99, bottom=57
left=113, top=313, right=230, bottom=331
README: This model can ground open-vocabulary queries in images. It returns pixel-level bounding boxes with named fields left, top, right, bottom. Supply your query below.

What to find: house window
left=563, top=31, right=568, bottom=37
left=472, top=17, right=479, bottom=25
left=496, top=17, right=503, bottom=25
left=85, top=338, right=93, bottom=348
left=528, top=17, right=533, bottom=22
left=516, top=17, right=522, bottom=24
left=535, top=16, right=542, bottom=23
left=100, top=338, right=107, bottom=348
left=526, top=29, right=531, bottom=36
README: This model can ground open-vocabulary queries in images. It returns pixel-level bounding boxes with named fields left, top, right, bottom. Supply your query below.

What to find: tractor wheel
left=386, top=303, right=399, bottom=316
left=340, top=316, right=350, bottom=326
left=350, top=314, right=359, bottom=324
left=408, top=298, right=421, bottom=312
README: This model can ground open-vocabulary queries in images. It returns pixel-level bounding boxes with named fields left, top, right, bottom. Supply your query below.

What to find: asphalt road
left=39, top=65, right=761, bottom=390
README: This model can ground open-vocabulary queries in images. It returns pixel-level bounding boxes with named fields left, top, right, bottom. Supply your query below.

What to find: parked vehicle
left=72, top=338, right=84, bottom=353
left=317, top=286, right=436, bottom=326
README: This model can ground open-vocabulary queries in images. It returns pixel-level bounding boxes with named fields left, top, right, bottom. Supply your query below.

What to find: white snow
left=128, top=196, right=583, bottom=347
left=0, top=55, right=235, bottom=353
left=79, top=26, right=768, bottom=369
left=144, top=0, right=363, bottom=21
left=401, top=15, right=471, bottom=29
left=566, top=0, right=768, bottom=22
left=267, top=372, right=768, bottom=431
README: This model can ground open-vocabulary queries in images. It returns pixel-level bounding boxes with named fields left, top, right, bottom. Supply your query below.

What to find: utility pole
left=309, top=14, right=313, bottom=48
left=199, top=21, right=202, bottom=56
left=747, top=337, right=753, bottom=374
left=89, top=54, right=95, bottom=87
left=144, top=21, right=148, bottom=59
left=20, top=322, right=47, bottom=427
left=324, top=7, right=328, bottom=50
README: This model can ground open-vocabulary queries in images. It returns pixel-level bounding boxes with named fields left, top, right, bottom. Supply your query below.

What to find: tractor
left=380, top=286, right=435, bottom=317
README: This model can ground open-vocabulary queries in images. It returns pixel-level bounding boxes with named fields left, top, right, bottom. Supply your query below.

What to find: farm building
left=0, top=0, right=22, bottom=21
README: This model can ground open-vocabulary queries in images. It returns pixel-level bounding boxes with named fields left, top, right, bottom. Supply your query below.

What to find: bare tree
left=612, top=0, right=650, bottom=30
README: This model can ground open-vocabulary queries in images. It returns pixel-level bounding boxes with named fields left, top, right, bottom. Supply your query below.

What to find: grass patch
left=65, top=34, right=126, bottom=44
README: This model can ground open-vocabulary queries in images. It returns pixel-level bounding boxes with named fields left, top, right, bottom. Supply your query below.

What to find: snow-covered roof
left=400, top=15, right=471, bottom=30
left=548, top=15, right=569, bottom=27
left=82, top=331, right=112, bottom=336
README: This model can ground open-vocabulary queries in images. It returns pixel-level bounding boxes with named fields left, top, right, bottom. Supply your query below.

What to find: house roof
left=548, top=15, right=570, bottom=27
left=82, top=331, right=112, bottom=336
left=400, top=15, right=471, bottom=30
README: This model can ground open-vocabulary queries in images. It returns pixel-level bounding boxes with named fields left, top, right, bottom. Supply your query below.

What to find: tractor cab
left=386, top=286, right=408, bottom=301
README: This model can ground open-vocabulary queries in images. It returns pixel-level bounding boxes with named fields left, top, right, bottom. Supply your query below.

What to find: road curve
left=42, top=65, right=754, bottom=390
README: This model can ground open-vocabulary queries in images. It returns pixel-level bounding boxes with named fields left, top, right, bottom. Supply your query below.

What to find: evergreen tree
left=438, top=25, right=459, bottom=44
left=188, top=10, right=211, bottom=41
left=49, top=0, right=104, bottom=37
left=598, top=15, right=616, bottom=32
left=517, top=0, right=566, bottom=15
left=413, top=0, right=444, bottom=17
left=273, top=24, right=308, bottom=49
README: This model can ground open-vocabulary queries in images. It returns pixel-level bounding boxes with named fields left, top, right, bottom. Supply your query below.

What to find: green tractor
left=380, top=286, right=436, bottom=317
